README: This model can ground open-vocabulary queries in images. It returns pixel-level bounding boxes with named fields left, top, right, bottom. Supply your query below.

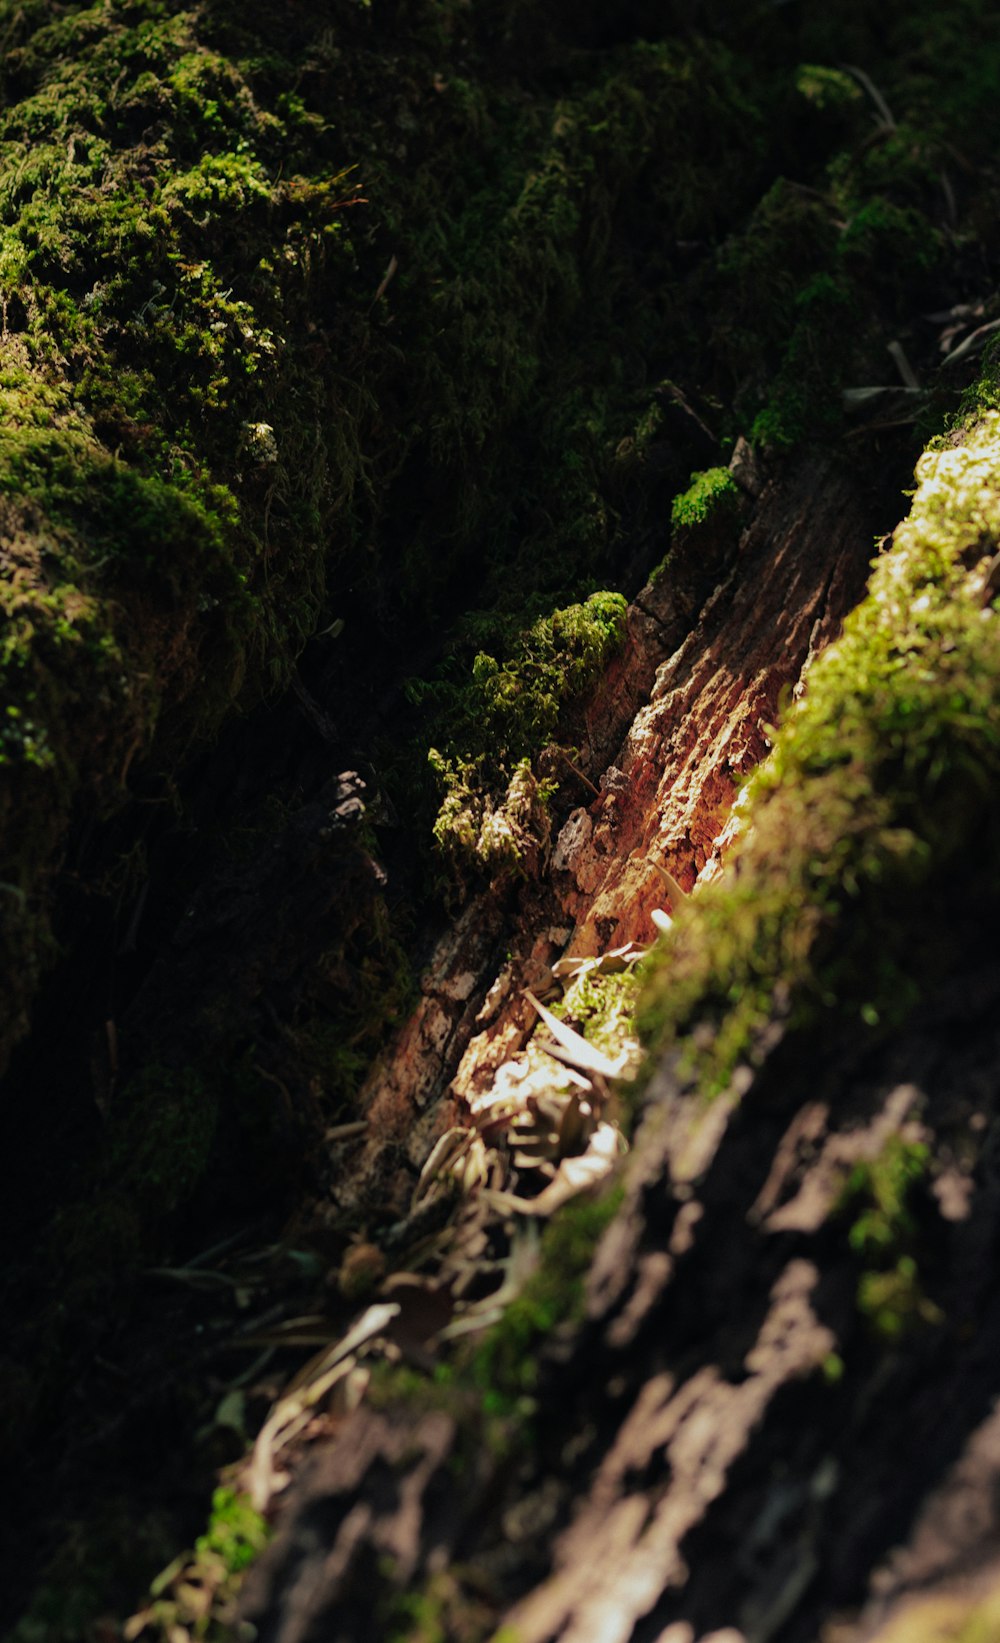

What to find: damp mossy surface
left=671, top=467, right=741, bottom=531
left=423, top=590, right=627, bottom=874
left=638, top=407, right=1000, bottom=1094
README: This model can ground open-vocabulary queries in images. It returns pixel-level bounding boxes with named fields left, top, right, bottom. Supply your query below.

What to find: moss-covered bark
left=236, top=386, right=1000, bottom=1643
left=8, top=0, right=1000, bottom=1636
left=638, top=402, right=1000, bottom=1089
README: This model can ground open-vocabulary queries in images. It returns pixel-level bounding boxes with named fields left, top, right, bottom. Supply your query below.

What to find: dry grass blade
left=552, top=941, right=647, bottom=980
left=524, top=989, right=623, bottom=1079
left=413, top=1125, right=478, bottom=1206
left=248, top=1301, right=400, bottom=1509
left=237, top=1315, right=338, bottom=1348
left=649, top=859, right=689, bottom=907
left=842, top=62, right=896, bottom=130
left=144, top=1267, right=234, bottom=1290
left=324, top=1119, right=369, bottom=1143
left=436, top=1222, right=541, bottom=1342
left=940, top=317, right=1000, bottom=367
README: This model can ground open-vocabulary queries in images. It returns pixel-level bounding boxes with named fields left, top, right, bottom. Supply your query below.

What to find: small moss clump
left=424, top=591, right=627, bottom=876
left=856, top=1256, right=941, bottom=1343
left=837, top=1135, right=930, bottom=1259
left=122, top=1487, right=270, bottom=1643
left=553, top=965, right=641, bottom=1062
left=836, top=1136, right=941, bottom=1341
left=671, top=467, right=741, bottom=531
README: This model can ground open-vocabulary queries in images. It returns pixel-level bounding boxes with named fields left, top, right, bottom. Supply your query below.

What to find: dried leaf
left=413, top=1126, right=476, bottom=1205
left=524, top=990, right=623, bottom=1079
left=485, top=1122, right=623, bottom=1218
left=649, top=860, right=689, bottom=906
left=436, top=1223, right=541, bottom=1342
left=249, top=1302, right=400, bottom=1508
left=551, top=942, right=646, bottom=981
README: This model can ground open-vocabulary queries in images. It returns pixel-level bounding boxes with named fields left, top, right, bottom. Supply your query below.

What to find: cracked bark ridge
left=241, top=910, right=1000, bottom=1643
left=554, top=454, right=877, bottom=956
left=344, top=450, right=878, bottom=1215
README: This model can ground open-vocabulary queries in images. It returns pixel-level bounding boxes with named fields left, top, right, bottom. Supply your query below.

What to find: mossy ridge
left=638, top=407, right=1000, bottom=1095
left=670, top=466, right=740, bottom=532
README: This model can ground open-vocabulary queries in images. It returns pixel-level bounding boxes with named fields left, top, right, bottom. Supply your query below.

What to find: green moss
left=383, top=1569, right=501, bottom=1643
left=856, top=1255, right=941, bottom=1343
left=424, top=591, right=627, bottom=875
left=471, top=1184, right=624, bottom=1405
left=837, top=1136, right=930, bottom=1258
left=553, top=965, right=641, bottom=1060
left=124, top=1487, right=270, bottom=1642
left=194, top=1487, right=269, bottom=1578
left=0, top=1, right=368, bottom=1073
left=6, top=0, right=1000, bottom=1080
left=834, top=1136, right=940, bottom=1342
left=794, top=65, right=864, bottom=114
left=0, top=1, right=782, bottom=1071
left=638, top=409, right=1000, bottom=1095
left=670, top=467, right=740, bottom=531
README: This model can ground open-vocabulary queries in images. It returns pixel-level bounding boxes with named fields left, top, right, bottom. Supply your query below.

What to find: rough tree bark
left=240, top=442, right=1000, bottom=1642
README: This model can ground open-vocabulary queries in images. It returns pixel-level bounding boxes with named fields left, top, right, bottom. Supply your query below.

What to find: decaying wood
left=237, top=450, right=983, bottom=1643
left=340, top=449, right=877, bottom=1214
left=553, top=453, right=877, bottom=955
left=242, top=913, right=1000, bottom=1643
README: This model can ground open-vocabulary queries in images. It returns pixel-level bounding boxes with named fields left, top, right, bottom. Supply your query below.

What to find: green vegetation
left=382, top=1570, right=504, bottom=1643
left=556, top=965, right=641, bottom=1057
left=838, top=1135, right=930, bottom=1259
left=671, top=467, right=741, bottom=532
left=7, top=0, right=1000, bottom=1081
left=120, top=1488, right=270, bottom=1642
left=835, top=1136, right=941, bottom=1341
left=471, top=1184, right=624, bottom=1406
left=424, top=592, right=627, bottom=874
left=8, top=0, right=1000, bottom=1630
left=856, top=1256, right=941, bottom=1342
left=639, top=408, right=1000, bottom=1093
